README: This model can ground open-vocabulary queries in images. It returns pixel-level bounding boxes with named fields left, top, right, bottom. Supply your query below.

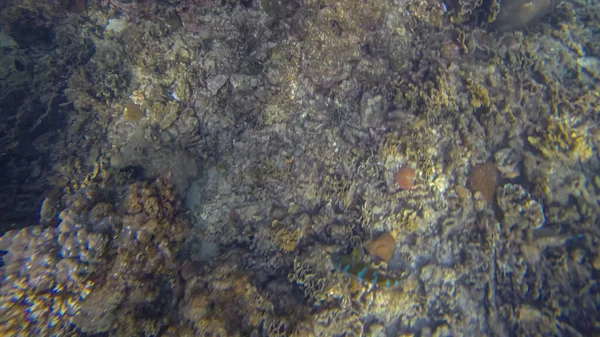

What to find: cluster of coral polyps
left=0, top=176, right=190, bottom=336
left=0, top=214, right=101, bottom=335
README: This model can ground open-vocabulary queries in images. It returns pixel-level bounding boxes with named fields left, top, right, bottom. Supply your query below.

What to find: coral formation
left=0, top=223, right=96, bottom=336
left=1, top=0, right=600, bottom=335
left=0, top=177, right=189, bottom=336
left=469, top=162, right=499, bottom=205
left=365, top=232, right=397, bottom=262
left=528, top=114, right=594, bottom=163
left=395, top=165, right=417, bottom=190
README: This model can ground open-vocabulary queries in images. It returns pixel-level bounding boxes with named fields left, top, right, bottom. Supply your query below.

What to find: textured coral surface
left=1, top=0, right=599, bottom=336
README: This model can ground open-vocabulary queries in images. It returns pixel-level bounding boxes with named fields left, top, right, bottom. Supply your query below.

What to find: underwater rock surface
left=0, top=0, right=599, bottom=335
left=493, top=0, right=558, bottom=31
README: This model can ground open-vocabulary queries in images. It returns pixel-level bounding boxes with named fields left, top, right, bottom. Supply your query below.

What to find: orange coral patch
left=365, top=232, right=396, bottom=262
left=395, top=165, right=416, bottom=190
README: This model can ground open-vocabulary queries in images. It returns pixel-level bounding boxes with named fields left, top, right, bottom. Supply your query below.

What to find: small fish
left=332, top=249, right=404, bottom=288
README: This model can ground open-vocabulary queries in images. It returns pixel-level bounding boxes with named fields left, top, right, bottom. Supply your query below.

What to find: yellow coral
left=467, top=78, right=491, bottom=108
left=273, top=226, right=302, bottom=252
left=528, top=114, right=593, bottom=163
left=0, top=275, right=92, bottom=336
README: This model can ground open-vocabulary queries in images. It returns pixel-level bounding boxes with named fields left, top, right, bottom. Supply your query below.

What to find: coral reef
left=1, top=0, right=600, bottom=335
left=0, top=223, right=95, bottom=336
left=0, top=177, right=189, bottom=336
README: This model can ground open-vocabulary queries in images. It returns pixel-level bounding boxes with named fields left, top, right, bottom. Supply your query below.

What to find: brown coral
left=395, top=165, right=417, bottom=190
left=468, top=162, right=498, bottom=205
left=365, top=232, right=396, bottom=262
